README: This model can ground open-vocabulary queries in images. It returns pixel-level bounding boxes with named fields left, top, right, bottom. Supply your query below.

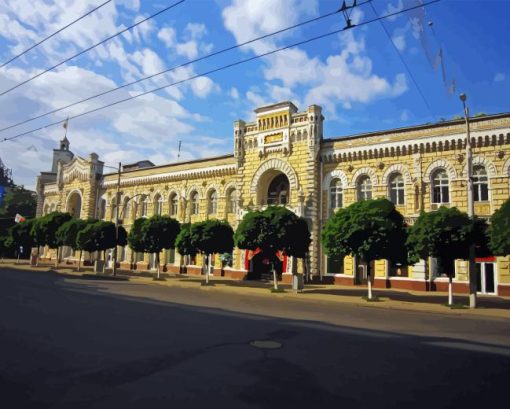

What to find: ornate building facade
left=36, top=101, right=510, bottom=295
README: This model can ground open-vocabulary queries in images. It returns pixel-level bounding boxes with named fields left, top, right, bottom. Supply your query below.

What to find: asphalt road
left=1, top=267, right=509, bottom=408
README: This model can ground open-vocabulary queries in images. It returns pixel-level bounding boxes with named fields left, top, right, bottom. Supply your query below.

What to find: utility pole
left=460, top=93, right=477, bottom=308
left=112, top=162, right=121, bottom=276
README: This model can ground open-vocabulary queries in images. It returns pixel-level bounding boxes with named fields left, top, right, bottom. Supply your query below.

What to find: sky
left=0, top=0, right=508, bottom=189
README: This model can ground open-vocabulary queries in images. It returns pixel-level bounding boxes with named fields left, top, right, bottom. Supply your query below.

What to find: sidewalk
left=2, top=260, right=509, bottom=319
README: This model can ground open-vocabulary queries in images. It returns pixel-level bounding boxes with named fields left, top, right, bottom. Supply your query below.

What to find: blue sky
left=0, top=0, right=508, bottom=189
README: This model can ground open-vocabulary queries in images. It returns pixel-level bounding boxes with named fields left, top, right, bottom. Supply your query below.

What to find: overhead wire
left=0, top=5, right=361, bottom=134
left=0, top=0, right=186, bottom=97
left=369, top=1, right=435, bottom=117
left=0, top=0, right=113, bottom=69
left=1, top=0, right=440, bottom=143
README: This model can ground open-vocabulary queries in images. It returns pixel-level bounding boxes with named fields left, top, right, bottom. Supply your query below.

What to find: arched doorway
left=67, top=191, right=82, bottom=218
left=248, top=250, right=284, bottom=280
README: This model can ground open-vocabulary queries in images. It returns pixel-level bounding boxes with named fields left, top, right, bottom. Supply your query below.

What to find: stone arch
left=423, top=159, right=457, bottom=182
left=502, top=157, right=510, bottom=177
left=322, top=169, right=348, bottom=190
left=66, top=190, right=82, bottom=218
left=461, top=156, right=497, bottom=178
left=250, top=158, right=298, bottom=194
left=186, top=185, right=202, bottom=199
left=381, top=163, right=412, bottom=185
left=350, top=167, right=378, bottom=188
left=222, top=181, right=238, bottom=197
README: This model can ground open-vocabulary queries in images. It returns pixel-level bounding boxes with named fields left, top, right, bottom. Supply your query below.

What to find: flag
left=15, top=213, right=26, bottom=223
left=63, top=118, right=69, bottom=129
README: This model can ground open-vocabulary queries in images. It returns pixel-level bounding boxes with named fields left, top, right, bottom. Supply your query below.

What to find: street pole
left=113, top=162, right=121, bottom=276
left=460, top=93, right=477, bottom=309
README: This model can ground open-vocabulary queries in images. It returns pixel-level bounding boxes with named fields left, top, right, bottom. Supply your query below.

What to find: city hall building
left=36, top=101, right=510, bottom=296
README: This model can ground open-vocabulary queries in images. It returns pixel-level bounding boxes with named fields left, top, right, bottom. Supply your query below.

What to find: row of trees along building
left=2, top=198, right=509, bottom=305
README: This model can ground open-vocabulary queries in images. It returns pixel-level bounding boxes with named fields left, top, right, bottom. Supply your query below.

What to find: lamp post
left=102, top=162, right=122, bottom=276
left=460, top=93, right=477, bottom=309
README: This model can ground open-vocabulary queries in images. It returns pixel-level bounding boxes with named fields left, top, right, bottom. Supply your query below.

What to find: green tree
left=35, top=212, right=72, bottom=266
left=8, top=219, right=36, bottom=262
left=0, top=234, right=13, bottom=261
left=141, top=215, right=181, bottom=279
left=407, top=206, right=472, bottom=305
left=127, top=218, right=147, bottom=269
left=192, top=219, right=234, bottom=284
left=93, top=221, right=117, bottom=273
left=489, top=198, right=510, bottom=256
left=55, top=218, right=89, bottom=270
left=235, top=206, right=311, bottom=289
left=0, top=186, right=37, bottom=232
left=76, top=220, right=101, bottom=267
left=322, top=198, right=407, bottom=300
left=175, top=223, right=198, bottom=272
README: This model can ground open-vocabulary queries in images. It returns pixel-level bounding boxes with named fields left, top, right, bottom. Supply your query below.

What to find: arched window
left=154, top=194, right=163, bottom=215
left=140, top=196, right=148, bottom=217
left=473, top=165, right=489, bottom=202
left=191, top=191, right=199, bottom=215
left=98, top=198, right=106, bottom=220
left=329, top=179, right=343, bottom=211
left=227, top=188, right=238, bottom=214
left=111, top=198, right=118, bottom=221
left=432, top=169, right=449, bottom=204
left=208, top=190, right=217, bottom=214
left=170, top=193, right=178, bottom=216
left=123, top=197, right=130, bottom=221
left=389, top=173, right=405, bottom=205
left=357, top=176, right=372, bottom=201
left=267, top=173, right=289, bottom=205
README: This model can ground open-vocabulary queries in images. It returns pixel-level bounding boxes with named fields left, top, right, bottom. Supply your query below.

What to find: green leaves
left=31, top=211, right=72, bottom=249
left=234, top=206, right=311, bottom=257
left=141, top=215, right=181, bottom=254
left=322, top=198, right=407, bottom=264
left=489, top=197, right=510, bottom=256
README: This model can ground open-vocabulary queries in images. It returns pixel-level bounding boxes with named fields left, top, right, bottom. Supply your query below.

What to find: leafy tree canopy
left=8, top=219, right=35, bottom=253
left=0, top=185, right=37, bottom=232
left=55, top=218, right=89, bottom=249
left=141, top=215, right=180, bottom=253
left=322, top=198, right=407, bottom=264
left=127, top=218, right=147, bottom=253
left=193, top=219, right=234, bottom=255
left=489, top=198, right=510, bottom=256
left=407, top=206, right=472, bottom=265
left=175, top=223, right=198, bottom=257
left=76, top=220, right=100, bottom=253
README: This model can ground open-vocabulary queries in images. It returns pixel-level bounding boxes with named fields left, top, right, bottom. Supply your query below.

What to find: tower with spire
left=51, top=135, right=74, bottom=172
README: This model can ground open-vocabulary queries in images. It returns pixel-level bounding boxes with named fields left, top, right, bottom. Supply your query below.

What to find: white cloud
left=494, top=73, right=506, bottom=82
left=400, top=109, right=411, bottom=121
left=157, top=27, right=176, bottom=47
left=229, top=87, right=239, bottom=99
left=392, top=35, right=406, bottom=52
left=190, top=76, right=219, bottom=99
left=176, top=41, right=199, bottom=59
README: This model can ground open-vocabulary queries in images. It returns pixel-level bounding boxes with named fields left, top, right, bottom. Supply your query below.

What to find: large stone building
left=36, top=101, right=510, bottom=296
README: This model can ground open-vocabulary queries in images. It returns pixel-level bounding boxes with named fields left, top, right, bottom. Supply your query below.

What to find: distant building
left=36, top=101, right=510, bottom=296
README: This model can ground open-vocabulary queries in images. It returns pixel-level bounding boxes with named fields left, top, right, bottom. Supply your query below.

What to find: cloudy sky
left=0, top=0, right=508, bottom=189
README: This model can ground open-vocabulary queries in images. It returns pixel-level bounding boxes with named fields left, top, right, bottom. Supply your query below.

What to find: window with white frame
left=170, top=193, right=178, bottom=216
left=432, top=169, right=449, bottom=204
left=191, top=192, right=199, bottom=215
left=389, top=173, right=405, bottom=205
left=154, top=194, right=163, bottom=215
left=208, top=190, right=217, bottom=215
left=329, top=179, right=343, bottom=211
left=357, top=176, right=372, bottom=201
left=227, top=188, right=237, bottom=214
left=473, top=165, right=489, bottom=202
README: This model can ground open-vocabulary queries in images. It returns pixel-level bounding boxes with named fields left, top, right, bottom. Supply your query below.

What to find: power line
left=0, top=0, right=186, bottom=97
left=0, top=7, right=349, bottom=134
left=0, top=0, right=113, bottom=69
left=369, top=1, right=435, bottom=117
left=1, top=0, right=440, bottom=143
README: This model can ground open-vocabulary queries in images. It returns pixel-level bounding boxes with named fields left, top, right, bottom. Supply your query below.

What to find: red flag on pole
left=15, top=213, right=26, bottom=223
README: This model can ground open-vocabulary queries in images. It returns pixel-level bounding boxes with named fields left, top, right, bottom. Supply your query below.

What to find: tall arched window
left=111, top=198, right=118, bottom=221
left=473, top=165, right=489, bottom=202
left=267, top=173, right=289, bottom=205
left=227, top=188, right=237, bottom=214
left=329, top=179, right=343, bottom=211
left=389, top=173, right=405, bottom=205
left=123, top=197, right=130, bottom=221
left=191, top=191, right=199, bottom=215
left=432, top=169, right=449, bottom=204
left=357, top=176, right=372, bottom=201
left=154, top=194, right=163, bottom=215
left=98, top=198, right=106, bottom=220
left=169, top=193, right=178, bottom=216
left=140, top=196, right=148, bottom=217
left=208, top=190, right=217, bottom=214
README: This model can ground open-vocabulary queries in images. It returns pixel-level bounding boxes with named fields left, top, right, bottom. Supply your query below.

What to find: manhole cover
left=249, top=340, right=282, bottom=350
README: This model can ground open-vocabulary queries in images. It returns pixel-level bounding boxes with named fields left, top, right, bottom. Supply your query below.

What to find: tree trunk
left=36, top=247, right=40, bottom=267
left=272, top=262, right=278, bottom=290
left=55, top=247, right=59, bottom=268
left=448, top=275, right=453, bottom=306
left=102, top=250, right=106, bottom=273
left=468, top=245, right=477, bottom=309
left=78, top=250, right=82, bottom=272
left=156, top=252, right=160, bottom=279
left=366, top=261, right=373, bottom=300
left=205, top=254, right=210, bottom=284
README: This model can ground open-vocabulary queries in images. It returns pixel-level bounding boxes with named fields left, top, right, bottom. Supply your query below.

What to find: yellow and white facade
left=36, top=101, right=510, bottom=295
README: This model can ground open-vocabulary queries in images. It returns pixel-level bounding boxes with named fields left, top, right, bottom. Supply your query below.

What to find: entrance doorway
left=476, top=262, right=496, bottom=295
left=250, top=251, right=283, bottom=280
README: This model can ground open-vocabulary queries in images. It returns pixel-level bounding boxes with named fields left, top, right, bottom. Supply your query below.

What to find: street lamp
left=102, top=162, right=122, bottom=276
left=460, top=93, right=477, bottom=309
